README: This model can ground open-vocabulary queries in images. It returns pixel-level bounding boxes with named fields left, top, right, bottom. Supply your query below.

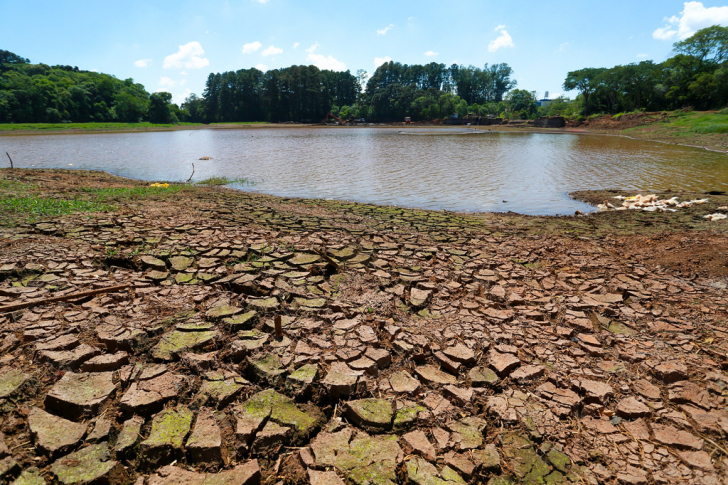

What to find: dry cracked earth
left=0, top=171, right=727, bottom=485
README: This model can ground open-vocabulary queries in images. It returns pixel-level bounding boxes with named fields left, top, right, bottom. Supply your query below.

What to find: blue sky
left=2, top=1, right=728, bottom=104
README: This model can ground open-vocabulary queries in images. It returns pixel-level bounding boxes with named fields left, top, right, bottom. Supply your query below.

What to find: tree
left=148, top=92, right=176, bottom=123
left=674, top=25, right=728, bottom=66
left=0, top=50, right=29, bottom=71
left=563, top=68, right=606, bottom=116
left=506, top=89, right=538, bottom=119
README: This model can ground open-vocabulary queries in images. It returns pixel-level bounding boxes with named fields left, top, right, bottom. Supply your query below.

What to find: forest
left=0, top=25, right=726, bottom=124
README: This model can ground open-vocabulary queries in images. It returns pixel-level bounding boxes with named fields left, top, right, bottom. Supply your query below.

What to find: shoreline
left=1, top=121, right=726, bottom=154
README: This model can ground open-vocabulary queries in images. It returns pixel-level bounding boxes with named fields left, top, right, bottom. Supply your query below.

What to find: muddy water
left=1, top=127, right=727, bottom=215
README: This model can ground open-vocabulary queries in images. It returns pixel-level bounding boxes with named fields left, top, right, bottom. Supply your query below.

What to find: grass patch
left=0, top=197, right=112, bottom=225
left=196, top=176, right=255, bottom=186
left=0, top=122, right=202, bottom=132
left=660, top=112, right=728, bottom=134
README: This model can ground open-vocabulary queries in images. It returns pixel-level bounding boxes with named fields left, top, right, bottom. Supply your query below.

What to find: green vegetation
left=196, top=176, right=255, bottom=186
left=665, top=111, right=728, bottom=134
left=562, top=26, right=728, bottom=116
left=0, top=177, right=185, bottom=225
left=0, top=197, right=112, bottom=223
left=2, top=26, right=726, bottom=125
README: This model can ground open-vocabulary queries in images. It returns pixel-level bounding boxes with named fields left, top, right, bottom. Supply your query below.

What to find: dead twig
left=186, top=163, right=195, bottom=183
left=6, top=152, right=13, bottom=169
left=0, top=284, right=131, bottom=313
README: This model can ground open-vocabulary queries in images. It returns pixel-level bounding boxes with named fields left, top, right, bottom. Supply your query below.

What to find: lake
left=1, top=127, right=727, bottom=215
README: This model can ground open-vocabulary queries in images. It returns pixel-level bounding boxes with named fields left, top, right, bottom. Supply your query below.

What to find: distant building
left=537, top=91, right=551, bottom=108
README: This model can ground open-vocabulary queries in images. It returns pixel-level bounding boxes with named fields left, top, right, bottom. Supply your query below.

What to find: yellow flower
left=149, top=183, right=170, bottom=188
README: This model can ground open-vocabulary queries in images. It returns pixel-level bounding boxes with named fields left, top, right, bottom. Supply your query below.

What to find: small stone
left=572, top=378, right=613, bottom=404
left=469, top=367, right=499, bottom=386
left=115, top=415, right=144, bottom=458
left=345, top=399, right=394, bottom=431
left=653, top=362, right=688, bottom=383
left=632, top=379, right=661, bottom=400
left=651, top=423, right=703, bottom=450
left=11, top=468, right=46, bottom=485
left=443, top=343, right=476, bottom=364
left=205, top=304, right=243, bottom=320
left=365, top=348, right=391, bottom=368
left=410, top=288, right=432, bottom=307
left=349, top=356, right=378, bottom=375
left=50, top=443, right=126, bottom=485
left=443, top=385, right=473, bottom=405
left=322, top=362, right=360, bottom=397
left=510, top=365, right=546, bottom=383
left=45, top=372, right=116, bottom=419
left=616, top=397, right=651, bottom=418
left=251, top=421, right=291, bottom=453
left=443, top=451, right=476, bottom=479
left=87, top=418, right=112, bottom=443
left=488, top=350, right=520, bottom=377
left=677, top=450, right=714, bottom=470
left=286, top=364, right=318, bottom=392
left=389, top=370, right=421, bottom=393
left=186, top=408, right=223, bottom=466
left=247, top=354, right=287, bottom=384
left=139, top=406, right=194, bottom=468
left=402, top=430, right=437, bottom=461
left=28, top=407, right=86, bottom=456
left=307, top=469, right=346, bottom=485
left=80, top=352, right=129, bottom=372
left=0, top=368, right=36, bottom=399
left=471, top=444, right=501, bottom=472
left=415, top=365, right=457, bottom=385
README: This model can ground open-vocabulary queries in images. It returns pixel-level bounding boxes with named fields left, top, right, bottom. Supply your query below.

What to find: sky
left=2, top=1, right=728, bottom=104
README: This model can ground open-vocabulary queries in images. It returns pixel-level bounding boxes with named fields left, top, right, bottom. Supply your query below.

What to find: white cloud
left=377, top=24, right=394, bottom=36
left=293, top=42, right=300, bottom=49
left=424, top=51, right=438, bottom=57
left=374, top=56, right=392, bottom=68
left=180, top=70, right=188, bottom=76
left=134, top=59, right=152, bottom=68
left=242, top=41, right=262, bottom=54
left=307, top=53, right=346, bottom=71
left=159, top=76, right=178, bottom=89
left=488, top=25, right=514, bottom=52
left=252, top=0, right=270, bottom=3
left=636, top=53, right=649, bottom=59
left=255, top=64, right=269, bottom=71
left=653, top=1, right=728, bottom=41
left=262, top=45, right=283, bottom=57
left=306, top=42, right=320, bottom=53
left=163, top=41, right=210, bottom=69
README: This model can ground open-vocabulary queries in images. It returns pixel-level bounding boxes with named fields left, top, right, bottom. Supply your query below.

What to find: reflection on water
left=1, top=127, right=726, bottom=215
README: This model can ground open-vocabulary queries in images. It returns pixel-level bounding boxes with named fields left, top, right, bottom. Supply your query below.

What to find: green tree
left=148, top=92, right=177, bottom=123
left=563, top=68, right=606, bottom=116
left=673, top=25, right=728, bottom=66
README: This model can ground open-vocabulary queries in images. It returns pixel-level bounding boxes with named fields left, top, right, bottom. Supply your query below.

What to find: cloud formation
left=377, top=24, right=394, bottom=36
left=306, top=43, right=320, bottom=54
left=163, top=42, right=210, bottom=69
left=424, top=51, right=438, bottom=57
left=133, top=59, right=151, bottom=68
left=255, top=64, right=269, bottom=71
left=307, top=53, right=346, bottom=71
left=374, top=56, right=392, bottom=68
left=262, top=45, right=283, bottom=57
left=488, top=25, right=514, bottom=52
left=242, top=41, right=262, bottom=54
left=158, top=76, right=177, bottom=89
left=653, top=1, right=728, bottom=41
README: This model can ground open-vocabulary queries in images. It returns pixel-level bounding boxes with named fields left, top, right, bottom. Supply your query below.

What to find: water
left=2, top=127, right=727, bottom=215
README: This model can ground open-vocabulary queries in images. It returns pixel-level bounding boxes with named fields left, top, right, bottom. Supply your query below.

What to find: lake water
left=1, top=127, right=727, bottom=215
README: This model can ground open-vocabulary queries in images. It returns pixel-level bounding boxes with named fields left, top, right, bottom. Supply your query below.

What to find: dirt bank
left=0, top=169, right=727, bottom=485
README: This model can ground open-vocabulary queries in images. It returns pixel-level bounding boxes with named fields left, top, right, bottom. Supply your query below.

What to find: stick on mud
left=6, top=152, right=13, bottom=169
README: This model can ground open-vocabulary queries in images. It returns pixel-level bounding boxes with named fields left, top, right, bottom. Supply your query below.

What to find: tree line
left=1, top=26, right=726, bottom=125
left=563, top=25, right=728, bottom=117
